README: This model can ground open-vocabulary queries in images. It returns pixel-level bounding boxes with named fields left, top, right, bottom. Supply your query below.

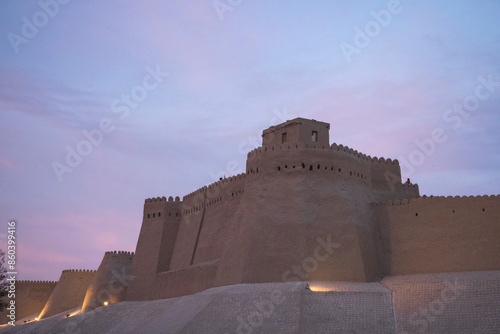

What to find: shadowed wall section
left=37, top=269, right=96, bottom=320
left=81, top=251, right=134, bottom=313
left=126, top=197, right=181, bottom=301
left=214, top=143, right=419, bottom=287
left=0, top=281, right=56, bottom=325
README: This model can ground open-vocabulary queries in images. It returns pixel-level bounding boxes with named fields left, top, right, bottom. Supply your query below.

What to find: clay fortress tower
left=1, top=118, right=499, bottom=333
left=126, top=117, right=497, bottom=300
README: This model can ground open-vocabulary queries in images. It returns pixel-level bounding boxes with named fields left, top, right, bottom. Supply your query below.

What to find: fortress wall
left=246, top=143, right=373, bottom=185
left=153, top=259, right=219, bottom=299
left=246, top=143, right=411, bottom=192
left=192, top=174, right=247, bottom=265
left=81, top=251, right=134, bottom=313
left=169, top=174, right=248, bottom=270
left=38, top=269, right=96, bottom=319
left=126, top=197, right=181, bottom=301
left=214, top=146, right=387, bottom=287
left=375, top=195, right=500, bottom=276
left=246, top=143, right=419, bottom=203
left=168, top=188, right=206, bottom=271
left=0, top=280, right=57, bottom=325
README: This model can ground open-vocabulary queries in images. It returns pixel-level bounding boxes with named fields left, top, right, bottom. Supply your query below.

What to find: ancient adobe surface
left=1, top=272, right=499, bottom=334
left=81, top=251, right=135, bottom=313
left=37, top=269, right=96, bottom=319
left=0, top=281, right=56, bottom=325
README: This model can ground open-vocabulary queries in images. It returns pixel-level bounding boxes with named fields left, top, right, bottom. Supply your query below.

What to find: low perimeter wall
left=153, top=259, right=219, bottom=299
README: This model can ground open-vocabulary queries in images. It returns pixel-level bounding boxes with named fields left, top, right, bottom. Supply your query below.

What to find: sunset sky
left=0, top=0, right=499, bottom=281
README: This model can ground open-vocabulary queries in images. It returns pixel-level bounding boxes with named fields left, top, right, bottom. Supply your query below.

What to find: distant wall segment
left=81, top=251, right=134, bottom=313
left=375, top=195, right=500, bottom=276
left=0, top=280, right=56, bottom=325
left=38, top=269, right=96, bottom=319
left=126, top=198, right=182, bottom=301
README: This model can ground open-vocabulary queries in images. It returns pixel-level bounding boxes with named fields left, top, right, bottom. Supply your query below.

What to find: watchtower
left=262, top=117, right=330, bottom=147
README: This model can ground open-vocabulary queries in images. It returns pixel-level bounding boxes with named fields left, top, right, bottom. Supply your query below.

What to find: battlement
left=377, top=194, right=499, bottom=206
left=374, top=194, right=500, bottom=277
left=105, top=250, right=135, bottom=256
left=81, top=250, right=135, bottom=313
left=145, top=196, right=181, bottom=204
left=184, top=187, right=207, bottom=200
left=247, top=142, right=399, bottom=166
left=17, top=280, right=57, bottom=285
left=207, top=173, right=247, bottom=188
left=38, top=268, right=97, bottom=319
left=179, top=173, right=248, bottom=217
left=61, top=269, right=97, bottom=273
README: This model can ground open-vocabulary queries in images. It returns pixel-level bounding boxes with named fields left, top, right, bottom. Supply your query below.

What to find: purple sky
left=0, top=0, right=499, bottom=281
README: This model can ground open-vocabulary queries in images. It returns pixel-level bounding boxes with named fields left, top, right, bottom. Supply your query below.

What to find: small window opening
left=158, top=212, right=161, bottom=217
left=153, top=213, right=155, bottom=218
left=311, top=131, right=318, bottom=142
left=147, top=214, right=150, bottom=219
left=282, top=132, right=287, bottom=143
left=302, top=163, right=305, bottom=168
left=309, top=165, right=313, bottom=171
left=415, top=213, right=418, bottom=216
left=278, top=166, right=281, bottom=171
left=338, top=168, right=342, bottom=172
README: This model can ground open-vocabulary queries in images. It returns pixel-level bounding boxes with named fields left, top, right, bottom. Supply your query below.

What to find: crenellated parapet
left=144, top=195, right=183, bottom=220
left=374, top=193, right=500, bottom=277
left=180, top=173, right=248, bottom=217
left=206, top=173, right=247, bottom=206
left=377, top=194, right=499, bottom=206
left=61, top=269, right=97, bottom=273
left=145, top=196, right=181, bottom=203
left=17, top=280, right=57, bottom=285
left=331, top=143, right=399, bottom=165
left=38, top=268, right=97, bottom=320
left=245, top=141, right=404, bottom=197
left=105, top=250, right=135, bottom=256
left=81, top=250, right=135, bottom=313
left=247, top=142, right=399, bottom=166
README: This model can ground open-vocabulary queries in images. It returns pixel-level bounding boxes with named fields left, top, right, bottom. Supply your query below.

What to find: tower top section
left=262, top=117, right=330, bottom=147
